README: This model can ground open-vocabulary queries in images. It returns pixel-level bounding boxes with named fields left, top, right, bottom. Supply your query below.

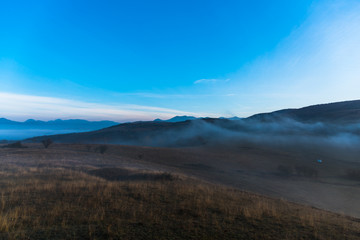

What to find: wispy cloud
left=0, top=92, right=200, bottom=121
left=194, top=78, right=230, bottom=84
left=113, top=91, right=237, bottom=99
left=229, top=0, right=360, bottom=109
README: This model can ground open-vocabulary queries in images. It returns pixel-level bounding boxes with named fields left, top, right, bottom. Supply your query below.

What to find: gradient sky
left=1, top=0, right=359, bottom=121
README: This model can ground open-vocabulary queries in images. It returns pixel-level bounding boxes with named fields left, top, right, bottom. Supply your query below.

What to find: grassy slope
left=0, top=144, right=360, bottom=239
left=0, top=167, right=359, bottom=239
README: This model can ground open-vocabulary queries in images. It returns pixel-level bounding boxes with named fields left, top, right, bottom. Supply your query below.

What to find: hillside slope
left=26, top=118, right=233, bottom=145
left=25, top=100, right=360, bottom=146
left=249, top=100, right=360, bottom=123
left=0, top=144, right=359, bottom=239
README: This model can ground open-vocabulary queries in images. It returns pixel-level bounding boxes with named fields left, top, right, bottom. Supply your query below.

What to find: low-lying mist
left=0, top=129, right=89, bottom=140
left=134, top=118, right=360, bottom=162
left=26, top=117, right=360, bottom=163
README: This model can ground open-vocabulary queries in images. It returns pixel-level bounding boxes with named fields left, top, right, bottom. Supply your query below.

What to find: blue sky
left=1, top=0, right=359, bottom=121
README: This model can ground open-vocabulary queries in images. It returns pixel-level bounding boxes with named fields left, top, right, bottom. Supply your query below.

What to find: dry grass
left=0, top=166, right=359, bottom=239
left=0, top=145, right=359, bottom=239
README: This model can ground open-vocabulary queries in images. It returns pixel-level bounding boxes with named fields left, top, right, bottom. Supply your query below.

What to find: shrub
left=41, top=139, right=53, bottom=149
left=346, top=169, right=360, bottom=181
left=95, top=145, right=108, bottom=154
left=2, top=141, right=27, bottom=148
left=295, top=165, right=318, bottom=178
left=86, top=145, right=92, bottom=152
left=277, top=165, right=292, bottom=176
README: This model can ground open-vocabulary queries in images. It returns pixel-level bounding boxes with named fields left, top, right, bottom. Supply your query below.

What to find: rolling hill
left=25, top=100, right=360, bottom=146
left=249, top=100, right=360, bottom=123
left=26, top=118, right=230, bottom=145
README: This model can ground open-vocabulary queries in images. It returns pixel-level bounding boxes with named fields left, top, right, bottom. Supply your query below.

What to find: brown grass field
left=0, top=144, right=360, bottom=239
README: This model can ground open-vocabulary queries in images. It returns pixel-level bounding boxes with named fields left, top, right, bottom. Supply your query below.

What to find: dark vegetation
left=295, top=165, right=318, bottom=178
left=88, top=168, right=174, bottom=181
left=277, top=165, right=318, bottom=178
left=41, top=139, right=53, bottom=149
left=2, top=141, right=27, bottom=148
left=94, top=145, right=108, bottom=154
left=86, top=145, right=92, bottom=152
left=277, top=165, right=293, bottom=176
left=345, top=169, right=360, bottom=181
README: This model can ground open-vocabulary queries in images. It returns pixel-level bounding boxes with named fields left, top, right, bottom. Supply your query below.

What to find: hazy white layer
left=0, top=92, right=199, bottom=121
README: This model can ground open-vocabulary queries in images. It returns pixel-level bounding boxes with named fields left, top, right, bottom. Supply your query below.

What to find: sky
left=0, top=0, right=359, bottom=121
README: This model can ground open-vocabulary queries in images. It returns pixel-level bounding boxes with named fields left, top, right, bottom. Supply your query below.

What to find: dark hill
left=154, top=115, right=198, bottom=122
left=26, top=118, right=235, bottom=146
left=248, top=100, right=360, bottom=123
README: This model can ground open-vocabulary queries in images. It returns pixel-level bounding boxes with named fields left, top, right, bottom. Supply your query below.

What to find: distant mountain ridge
left=154, top=116, right=198, bottom=122
left=0, top=118, right=118, bottom=129
left=154, top=115, right=241, bottom=122
left=0, top=118, right=119, bottom=140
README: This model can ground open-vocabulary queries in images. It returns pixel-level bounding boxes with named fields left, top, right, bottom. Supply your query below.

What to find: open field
left=83, top=142, right=360, bottom=218
left=0, top=144, right=360, bottom=239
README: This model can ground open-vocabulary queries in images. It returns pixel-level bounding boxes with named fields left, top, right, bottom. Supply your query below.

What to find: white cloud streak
left=194, top=78, right=230, bottom=84
left=0, top=92, right=200, bottom=121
